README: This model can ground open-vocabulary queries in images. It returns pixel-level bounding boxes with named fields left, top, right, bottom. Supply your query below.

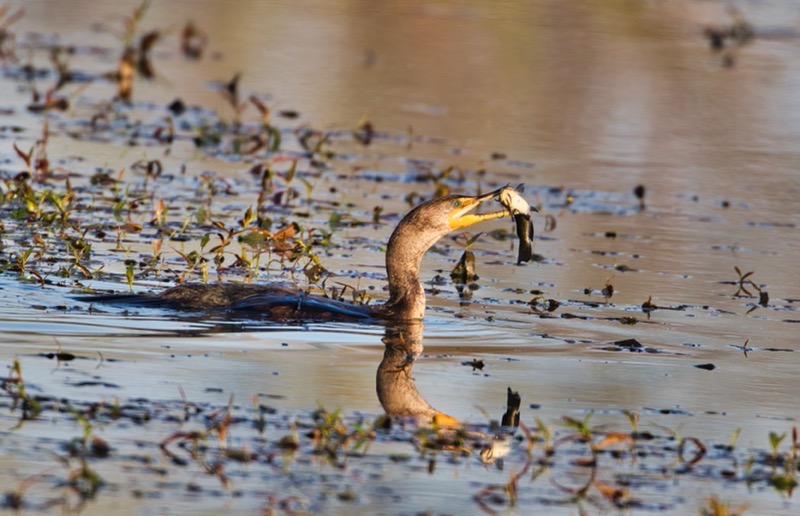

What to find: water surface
left=1, top=0, right=799, bottom=513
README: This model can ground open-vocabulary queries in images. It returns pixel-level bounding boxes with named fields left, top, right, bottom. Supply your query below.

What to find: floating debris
left=461, top=358, right=484, bottom=371
left=694, top=363, right=716, bottom=371
left=181, top=20, right=208, bottom=59
left=451, top=249, right=478, bottom=283
left=501, top=388, right=521, bottom=428
left=353, top=115, right=375, bottom=146
left=633, top=184, right=646, bottom=210
left=703, top=8, right=755, bottom=67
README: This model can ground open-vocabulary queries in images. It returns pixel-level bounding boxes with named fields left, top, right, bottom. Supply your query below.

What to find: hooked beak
left=480, top=184, right=540, bottom=211
left=476, top=185, right=507, bottom=202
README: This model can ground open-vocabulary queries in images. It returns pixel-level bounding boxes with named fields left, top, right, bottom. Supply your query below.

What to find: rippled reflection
left=377, top=319, right=521, bottom=431
left=376, top=320, right=458, bottom=426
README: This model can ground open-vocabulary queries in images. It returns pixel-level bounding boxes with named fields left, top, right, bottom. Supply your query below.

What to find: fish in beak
left=492, top=184, right=538, bottom=264
left=499, top=185, right=536, bottom=264
left=447, top=185, right=537, bottom=264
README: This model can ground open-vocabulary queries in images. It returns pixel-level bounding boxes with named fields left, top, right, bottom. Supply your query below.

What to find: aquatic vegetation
left=180, top=21, right=208, bottom=60
left=703, top=7, right=755, bottom=68
left=309, top=406, right=376, bottom=465
left=601, top=278, right=614, bottom=302
left=61, top=408, right=106, bottom=500
left=727, top=266, right=771, bottom=314
left=529, top=294, right=559, bottom=314
left=641, top=294, right=657, bottom=315
left=1, top=358, right=41, bottom=426
left=732, top=266, right=757, bottom=297
left=2, top=351, right=799, bottom=512
left=450, top=232, right=482, bottom=284
left=113, top=0, right=158, bottom=102
left=0, top=4, right=23, bottom=61
left=700, top=495, right=749, bottom=516
left=633, top=184, right=646, bottom=210
left=352, top=114, right=375, bottom=146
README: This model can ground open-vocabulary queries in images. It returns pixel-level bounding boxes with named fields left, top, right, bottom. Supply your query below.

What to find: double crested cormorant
left=85, top=186, right=534, bottom=321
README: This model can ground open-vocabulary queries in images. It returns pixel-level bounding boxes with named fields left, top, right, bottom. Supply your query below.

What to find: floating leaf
left=595, top=432, right=634, bottom=450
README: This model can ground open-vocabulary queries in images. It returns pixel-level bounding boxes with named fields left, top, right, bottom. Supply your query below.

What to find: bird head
left=445, top=190, right=513, bottom=231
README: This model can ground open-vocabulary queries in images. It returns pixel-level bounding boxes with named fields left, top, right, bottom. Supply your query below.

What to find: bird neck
left=384, top=249, right=426, bottom=319
left=383, top=218, right=444, bottom=320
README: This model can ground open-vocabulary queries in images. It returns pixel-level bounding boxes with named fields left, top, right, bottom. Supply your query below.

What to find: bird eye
left=453, top=200, right=461, bottom=208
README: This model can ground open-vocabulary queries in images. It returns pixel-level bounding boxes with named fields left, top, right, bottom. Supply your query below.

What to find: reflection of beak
left=432, top=412, right=461, bottom=428
left=448, top=192, right=509, bottom=230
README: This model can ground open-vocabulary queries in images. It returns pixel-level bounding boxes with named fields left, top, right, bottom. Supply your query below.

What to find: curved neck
left=378, top=195, right=509, bottom=320
left=383, top=220, right=443, bottom=320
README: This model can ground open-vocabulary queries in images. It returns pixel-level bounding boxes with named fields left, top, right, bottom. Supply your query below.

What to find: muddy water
left=1, top=0, right=799, bottom=513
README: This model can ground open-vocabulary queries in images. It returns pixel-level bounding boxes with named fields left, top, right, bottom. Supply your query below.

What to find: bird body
left=85, top=187, right=533, bottom=321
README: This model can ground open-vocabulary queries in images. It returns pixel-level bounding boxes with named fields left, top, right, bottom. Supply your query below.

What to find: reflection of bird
left=377, top=319, right=520, bottom=473
left=377, top=321, right=460, bottom=426
left=86, top=190, right=517, bottom=321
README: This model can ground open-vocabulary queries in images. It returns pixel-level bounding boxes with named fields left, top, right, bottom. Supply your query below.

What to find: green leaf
left=770, top=431, right=786, bottom=451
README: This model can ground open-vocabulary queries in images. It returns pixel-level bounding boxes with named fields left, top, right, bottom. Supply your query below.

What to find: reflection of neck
left=376, top=321, right=456, bottom=425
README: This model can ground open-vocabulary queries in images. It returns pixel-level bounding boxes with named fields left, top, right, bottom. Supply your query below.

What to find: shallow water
left=1, top=0, right=799, bottom=513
